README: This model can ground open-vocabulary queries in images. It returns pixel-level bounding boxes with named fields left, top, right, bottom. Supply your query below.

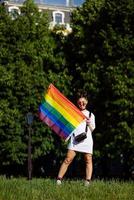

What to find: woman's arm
left=86, top=113, right=95, bottom=132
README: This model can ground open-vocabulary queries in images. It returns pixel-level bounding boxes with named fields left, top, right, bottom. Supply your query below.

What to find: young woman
left=56, top=96, right=96, bottom=186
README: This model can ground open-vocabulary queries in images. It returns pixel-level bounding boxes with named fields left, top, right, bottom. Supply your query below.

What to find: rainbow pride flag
left=39, top=84, right=86, bottom=141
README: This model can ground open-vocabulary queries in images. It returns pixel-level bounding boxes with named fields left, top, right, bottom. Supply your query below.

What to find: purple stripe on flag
left=39, top=111, right=68, bottom=140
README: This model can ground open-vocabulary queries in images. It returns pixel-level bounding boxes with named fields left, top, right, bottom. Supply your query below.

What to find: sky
left=45, top=0, right=84, bottom=6
left=11, top=0, right=85, bottom=6
left=45, top=0, right=66, bottom=5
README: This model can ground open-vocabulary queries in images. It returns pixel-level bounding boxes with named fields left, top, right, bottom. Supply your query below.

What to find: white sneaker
left=56, top=179, right=62, bottom=185
left=84, top=180, right=91, bottom=187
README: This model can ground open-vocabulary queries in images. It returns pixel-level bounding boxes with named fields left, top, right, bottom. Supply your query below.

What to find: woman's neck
left=81, top=109, right=86, bottom=111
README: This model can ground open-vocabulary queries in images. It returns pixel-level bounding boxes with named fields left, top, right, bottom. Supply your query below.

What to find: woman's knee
left=63, top=150, right=76, bottom=165
left=63, top=157, right=73, bottom=165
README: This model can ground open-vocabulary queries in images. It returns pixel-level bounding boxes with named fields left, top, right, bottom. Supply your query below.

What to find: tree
left=65, top=0, right=134, bottom=177
left=0, top=0, right=72, bottom=174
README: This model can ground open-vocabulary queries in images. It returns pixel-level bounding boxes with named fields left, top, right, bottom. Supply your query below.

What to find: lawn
left=0, top=176, right=133, bottom=200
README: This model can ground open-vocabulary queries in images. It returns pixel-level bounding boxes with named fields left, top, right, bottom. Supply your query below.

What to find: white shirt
left=68, top=110, right=95, bottom=154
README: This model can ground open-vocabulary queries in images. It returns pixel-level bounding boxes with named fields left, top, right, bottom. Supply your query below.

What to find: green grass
left=0, top=176, right=134, bottom=200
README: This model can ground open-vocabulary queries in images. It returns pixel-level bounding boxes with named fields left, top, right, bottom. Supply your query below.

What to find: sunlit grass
left=0, top=176, right=133, bottom=200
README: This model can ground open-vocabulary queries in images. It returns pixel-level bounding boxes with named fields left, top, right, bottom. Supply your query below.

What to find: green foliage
left=66, top=0, right=134, bottom=171
left=0, top=0, right=134, bottom=177
left=0, top=0, right=72, bottom=167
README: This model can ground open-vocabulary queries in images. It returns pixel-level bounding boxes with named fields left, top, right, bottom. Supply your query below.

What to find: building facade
left=2, top=0, right=84, bottom=32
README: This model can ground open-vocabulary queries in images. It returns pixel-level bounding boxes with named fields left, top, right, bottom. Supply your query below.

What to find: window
left=8, top=6, right=20, bottom=19
left=53, top=11, right=64, bottom=24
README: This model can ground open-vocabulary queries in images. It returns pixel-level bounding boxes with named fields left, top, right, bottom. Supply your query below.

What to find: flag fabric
left=39, top=84, right=86, bottom=141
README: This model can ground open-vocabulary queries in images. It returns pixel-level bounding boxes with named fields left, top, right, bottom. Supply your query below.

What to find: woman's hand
left=86, top=118, right=91, bottom=126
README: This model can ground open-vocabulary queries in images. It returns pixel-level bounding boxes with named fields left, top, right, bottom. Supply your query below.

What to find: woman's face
left=77, top=97, right=88, bottom=111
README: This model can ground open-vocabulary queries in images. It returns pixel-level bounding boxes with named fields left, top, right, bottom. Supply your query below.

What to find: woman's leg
left=57, top=150, right=76, bottom=179
left=84, top=153, right=93, bottom=180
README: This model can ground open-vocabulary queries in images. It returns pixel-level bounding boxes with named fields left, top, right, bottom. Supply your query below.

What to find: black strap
left=85, top=111, right=91, bottom=132
left=85, top=125, right=88, bottom=132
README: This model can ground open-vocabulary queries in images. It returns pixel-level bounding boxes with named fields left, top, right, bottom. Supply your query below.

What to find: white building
left=3, top=0, right=84, bottom=32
